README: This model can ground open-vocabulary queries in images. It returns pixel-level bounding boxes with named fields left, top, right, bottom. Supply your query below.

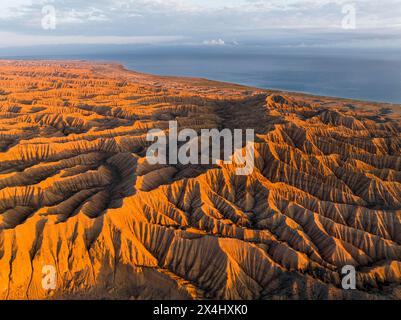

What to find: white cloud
left=203, top=38, right=226, bottom=46
left=58, top=7, right=110, bottom=24
left=0, top=0, right=400, bottom=48
left=0, top=31, right=184, bottom=47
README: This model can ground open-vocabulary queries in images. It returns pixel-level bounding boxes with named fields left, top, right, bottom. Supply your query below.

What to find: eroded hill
left=0, top=60, right=401, bottom=299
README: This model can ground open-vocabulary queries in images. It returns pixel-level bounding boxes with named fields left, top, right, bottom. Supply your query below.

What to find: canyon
left=0, top=60, right=400, bottom=299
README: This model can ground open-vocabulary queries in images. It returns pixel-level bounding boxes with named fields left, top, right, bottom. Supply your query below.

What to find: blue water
left=2, top=45, right=401, bottom=103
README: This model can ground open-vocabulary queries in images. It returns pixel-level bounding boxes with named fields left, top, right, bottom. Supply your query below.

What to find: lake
left=2, top=45, right=401, bottom=103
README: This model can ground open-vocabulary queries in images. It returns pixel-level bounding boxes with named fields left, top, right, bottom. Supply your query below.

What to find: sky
left=0, top=0, right=400, bottom=49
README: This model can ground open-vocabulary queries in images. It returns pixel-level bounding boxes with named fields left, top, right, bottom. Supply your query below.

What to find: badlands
left=0, top=60, right=401, bottom=299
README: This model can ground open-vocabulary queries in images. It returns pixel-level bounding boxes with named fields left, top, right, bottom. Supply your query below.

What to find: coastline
left=1, top=57, right=401, bottom=108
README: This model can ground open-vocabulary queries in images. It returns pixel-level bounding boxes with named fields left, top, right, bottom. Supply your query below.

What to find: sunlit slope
left=0, top=60, right=401, bottom=299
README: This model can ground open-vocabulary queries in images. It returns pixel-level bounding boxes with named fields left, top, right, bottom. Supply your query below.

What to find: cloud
left=57, top=7, right=110, bottom=24
left=203, top=39, right=226, bottom=46
left=202, top=39, right=241, bottom=46
left=0, top=0, right=399, bottom=48
left=0, top=31, right=185, bottom=47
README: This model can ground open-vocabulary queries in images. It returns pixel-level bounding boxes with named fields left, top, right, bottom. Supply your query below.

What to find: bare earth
left=0, top=60, right=401, bottom=300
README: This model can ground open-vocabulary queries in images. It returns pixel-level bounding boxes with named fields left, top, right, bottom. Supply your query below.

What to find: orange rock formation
left=0, top=60, right=400, bottom=299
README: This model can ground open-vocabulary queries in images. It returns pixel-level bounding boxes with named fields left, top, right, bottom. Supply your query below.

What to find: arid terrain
left=0, top=60, right=401, bottom=300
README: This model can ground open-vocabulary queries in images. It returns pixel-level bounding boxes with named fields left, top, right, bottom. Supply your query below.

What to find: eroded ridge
left=0, top=60, right=400, bottom=300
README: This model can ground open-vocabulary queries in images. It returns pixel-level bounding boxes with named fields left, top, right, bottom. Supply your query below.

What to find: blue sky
left=0, top=0, right=400, bottom=48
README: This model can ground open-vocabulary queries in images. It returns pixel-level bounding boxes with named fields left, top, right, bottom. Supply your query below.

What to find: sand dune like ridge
left=0, top=60, right=401, bottom=299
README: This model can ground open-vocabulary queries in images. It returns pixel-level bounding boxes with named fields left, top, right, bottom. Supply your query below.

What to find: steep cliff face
left=0, top=60, right=401, bottom=299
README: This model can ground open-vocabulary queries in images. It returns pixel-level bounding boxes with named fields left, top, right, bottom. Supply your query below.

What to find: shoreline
left=1, top=58, right=401, bottom=110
